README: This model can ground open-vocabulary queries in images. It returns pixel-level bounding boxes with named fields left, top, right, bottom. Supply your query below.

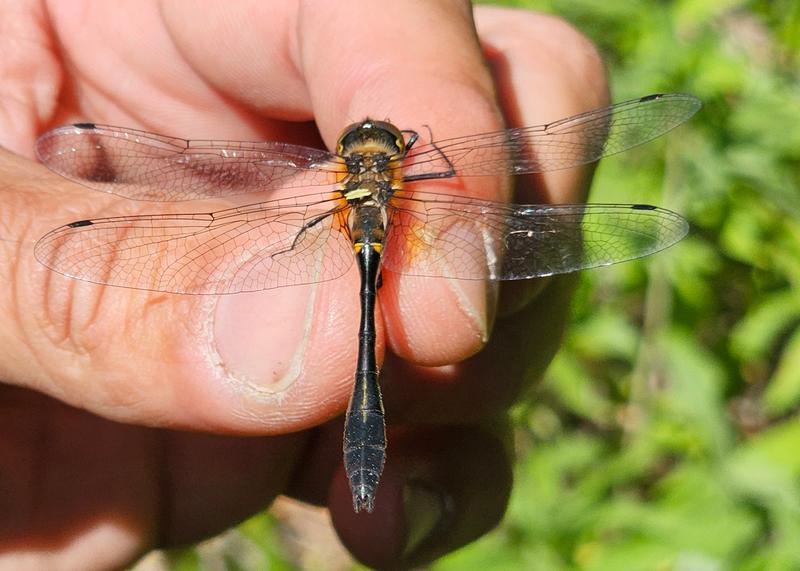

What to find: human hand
left=0, top=0, right=607, bottom=568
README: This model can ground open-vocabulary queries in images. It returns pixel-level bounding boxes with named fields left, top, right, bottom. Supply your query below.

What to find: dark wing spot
left=73, top=122, right=96, bottom=129
left=632, top=204, right=657, bottom=210
left=67, top=219, right=94, bottom=228
left=639, top=94, right=663, bottom=102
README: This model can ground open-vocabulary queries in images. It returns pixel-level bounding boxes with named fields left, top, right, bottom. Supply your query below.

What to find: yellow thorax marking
left=344, top=187, right=372, bottom=200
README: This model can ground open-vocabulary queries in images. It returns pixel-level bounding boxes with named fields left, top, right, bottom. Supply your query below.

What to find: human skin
left=0, top=0, right=607, bottom=568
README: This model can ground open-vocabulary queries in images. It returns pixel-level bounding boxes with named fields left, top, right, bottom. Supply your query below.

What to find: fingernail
left=447, top=278, right=498, bottom=344
left=210, top=285, right=316, bottom=392
left=440, top=219, right=499, bottom=342
left=402, top=481, right=453, bottom=558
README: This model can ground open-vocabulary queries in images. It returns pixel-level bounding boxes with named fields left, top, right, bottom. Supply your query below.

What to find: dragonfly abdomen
left=344, top=204, right=387, bottom=512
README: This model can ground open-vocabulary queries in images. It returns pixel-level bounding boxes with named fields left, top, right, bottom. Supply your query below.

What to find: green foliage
left=436, top=0, right=800, bottom=569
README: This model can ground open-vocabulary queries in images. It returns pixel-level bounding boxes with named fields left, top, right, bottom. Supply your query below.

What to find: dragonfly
left=33, top=92, right=700, bottom=512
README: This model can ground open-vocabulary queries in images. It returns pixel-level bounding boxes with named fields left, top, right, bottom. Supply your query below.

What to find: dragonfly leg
left=271, top=208, right=341, bottom=257
left=401, top=129, right=419, bottom=151
left=402, top=124, right=456, bottom=182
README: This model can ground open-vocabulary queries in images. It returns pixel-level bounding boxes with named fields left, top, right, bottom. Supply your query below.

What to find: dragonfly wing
left=400, top=93, right=701, bottom=179
left=36, top=124, right=346, bottom=201
left=34, top=194, right=354, bottom=294
left=382, top=191, right=688, bottom=280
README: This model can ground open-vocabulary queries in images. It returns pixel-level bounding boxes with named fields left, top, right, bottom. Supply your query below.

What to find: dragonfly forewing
left=36, top=124, right=347, bottom=202
left=399, top=93, right=701, bottom=180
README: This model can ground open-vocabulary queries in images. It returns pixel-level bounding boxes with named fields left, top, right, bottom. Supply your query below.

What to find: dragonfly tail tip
left=352, top=490, right=376, bottom=513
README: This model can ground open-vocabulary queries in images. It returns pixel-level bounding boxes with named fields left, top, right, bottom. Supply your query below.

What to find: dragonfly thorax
left=338, top=120, right=405, bottom=207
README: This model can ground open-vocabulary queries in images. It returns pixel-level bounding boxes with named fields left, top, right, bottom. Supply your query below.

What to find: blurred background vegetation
left=145, top=0, right=800, bottom=569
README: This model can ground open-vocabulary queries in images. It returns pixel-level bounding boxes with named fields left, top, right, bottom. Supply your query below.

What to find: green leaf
left=764, top=326, right=800, bottom=414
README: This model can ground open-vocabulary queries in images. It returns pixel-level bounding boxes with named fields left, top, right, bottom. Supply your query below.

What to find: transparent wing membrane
left=36, top=94, right=700, bottom=202
left=400, top=93, right=701, bottom=179
left=36, top=124, right=346, bottom=201
left=382, top=192, right=688, bottom=280
left=34, top=194, right=353, bottom=294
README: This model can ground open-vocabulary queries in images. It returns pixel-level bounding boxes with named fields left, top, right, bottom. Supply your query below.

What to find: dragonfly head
left=337, top=118, right=405, bottom=158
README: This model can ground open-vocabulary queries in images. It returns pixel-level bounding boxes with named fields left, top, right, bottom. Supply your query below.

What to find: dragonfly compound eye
left=337, top=119, right=405, bottom=158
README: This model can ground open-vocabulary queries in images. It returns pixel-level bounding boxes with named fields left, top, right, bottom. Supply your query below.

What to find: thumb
left=0, top=147, right=354, bottom=434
